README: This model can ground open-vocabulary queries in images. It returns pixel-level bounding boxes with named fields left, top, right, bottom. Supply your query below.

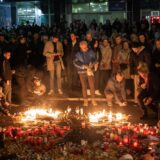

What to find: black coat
left=152, top=48, right=160, bottom=73
left=0, top=59, right=12, bottom=82
left=139, top=72, right=160, bottom=101
left=129, top=48, right=151, bottom=75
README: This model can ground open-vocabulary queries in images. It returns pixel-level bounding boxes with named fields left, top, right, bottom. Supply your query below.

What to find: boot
left=92, top=100, right=97, bottom=106
left=83, top=100, right=88, bottom=107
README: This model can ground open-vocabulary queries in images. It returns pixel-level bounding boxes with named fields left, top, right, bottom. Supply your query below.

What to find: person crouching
left=137, top=63, right=160, bottom=120
left=105, top=71, right=127, bottom=107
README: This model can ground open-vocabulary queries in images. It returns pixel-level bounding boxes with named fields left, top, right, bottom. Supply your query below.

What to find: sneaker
left=107, top=102, right=113, bottom=107
left=48, top=90, right=54, bottom=95
left=87, top=89, right=91, bottom=96
left=95, top=90, right=102, bottom=96
left=118, top=102, right=127, bottom=107
left=4, top=102, right=10, bottom=107
left=83, top=100, right=88, bottom=107
left=92, top=100, right=97, bottom=106
left=58, top=89, right=63, bottom=95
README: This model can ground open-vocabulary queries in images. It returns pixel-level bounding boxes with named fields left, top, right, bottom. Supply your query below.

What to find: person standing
left=104, top=71, right=127, bottom=107
left=0, top=51, right=13, bottom=105
left=99, top=37, right=112, bottom=91
left=74, top=41, right=97, bottom=107
left=43, top=34, right=64, bottom=95
left=130, top=42, right=151, bottom=103
left=93, top=39, right=102, bottom=95
left=12, top=35, right=29, bottom=104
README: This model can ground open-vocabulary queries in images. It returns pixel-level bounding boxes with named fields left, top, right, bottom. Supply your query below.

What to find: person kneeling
left=137, top=63, right=160, bottom=120
left=105, top=71, right=127, bottom=107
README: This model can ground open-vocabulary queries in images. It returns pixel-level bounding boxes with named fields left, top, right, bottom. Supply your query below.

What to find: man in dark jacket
left=12, top=35, right=29, bottom=104
left=152, top=38, right=160, bottom=76
left=137, top=63, right=160, bottom=120
left=74, top=40, right=97, bottom=107
left=130, top=42, right=151, bottom=103
left=0, top=51, right=13, bottom=105
left=67, top=32, right=80, bottom=88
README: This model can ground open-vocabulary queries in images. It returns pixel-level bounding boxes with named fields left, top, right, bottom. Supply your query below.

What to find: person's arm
left=58, top=42, right=64, bottom=57
left=105, top=79, right=121, bottom=103
left=73, top=52, right=85, bottom=70
left=121, top=81, right=127, bottom=102
left=43, top=42, right=53, bottom=58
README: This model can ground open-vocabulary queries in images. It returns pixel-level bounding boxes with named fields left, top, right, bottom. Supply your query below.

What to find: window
left=72, top=1, right=108, bottom=13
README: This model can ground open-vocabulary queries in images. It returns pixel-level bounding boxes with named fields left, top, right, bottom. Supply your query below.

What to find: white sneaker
left=95, top=90, right=102, bottom=96
left=87, top=89, right=91, bottom=96
left=92, top=100, right=97, bottom=106
left=107, top=102, right=113, bottom=107
left=58, top=89, right=63, bottom=95
left=48, top=90, right=54, bottom=95
left=119, top=102, right=127, bottom=107
left=83, top=100, right=88, bottom=107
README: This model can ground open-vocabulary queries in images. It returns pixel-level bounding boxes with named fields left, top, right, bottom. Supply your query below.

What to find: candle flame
left=21, top=108, right=61, bottom=122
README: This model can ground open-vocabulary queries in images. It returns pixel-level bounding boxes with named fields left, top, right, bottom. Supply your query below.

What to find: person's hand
left=155, top=63, right=160, bottom=68
left=6, top=81, right=10, bottom=85
left=26, top=50, right=32, bottom=54
left=144, top=97, right=152, bottom=106
left=130, top=75, right=134, bottom=79
left=141, top=83, right=147, bottom=89
left=94, top=63, right=99, bottom=71
left=83, top=65, right=89, bottom=69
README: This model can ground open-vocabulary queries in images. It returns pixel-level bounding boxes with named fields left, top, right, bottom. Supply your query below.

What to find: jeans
left=4, top=81, right=12, bottom=103
left=49, top=61, right=62, bottom=91
left=79, top=73, right=95, bottom=99
left=94, top=69, right=100, bottom=90
left=100, top=70, right=111, bottom=91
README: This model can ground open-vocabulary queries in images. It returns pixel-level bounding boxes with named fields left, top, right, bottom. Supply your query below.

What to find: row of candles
left=20, top=107, right=126, bottom=124
left=103, top=123, right=159, bottom=149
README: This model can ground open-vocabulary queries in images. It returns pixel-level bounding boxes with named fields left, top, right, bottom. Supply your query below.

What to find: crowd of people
left=0, top=18, right=160, bottom=120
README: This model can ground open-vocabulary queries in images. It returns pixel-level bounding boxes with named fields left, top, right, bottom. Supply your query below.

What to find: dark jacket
left=152, top=48, right=160, bottom=74
left=73, top=49, right=97, bottom=74
left=0, top=59, right=12, bottom=82
left=139, top=72, right=160, bottom=101
left=68, top=41, right=80, bottom=66
left=129, top=48, right=151, bottom=75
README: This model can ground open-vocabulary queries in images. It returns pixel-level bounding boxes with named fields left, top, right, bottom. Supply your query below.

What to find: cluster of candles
left=2, top=124, right=70, bottom=150
left=88, top=110, right=126, bottom=123
left=103, top=123, right=159, bottom=149
left=21, top=108, right=62, bottom=122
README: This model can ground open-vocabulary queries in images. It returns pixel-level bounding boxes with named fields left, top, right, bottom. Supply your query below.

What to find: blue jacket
left=73, top=49, right=97, bottom=74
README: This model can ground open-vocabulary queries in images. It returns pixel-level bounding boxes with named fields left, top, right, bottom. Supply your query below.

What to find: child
left=0, top=50, right=14, bottom=106
left=32, top=76, right=46, bottom=96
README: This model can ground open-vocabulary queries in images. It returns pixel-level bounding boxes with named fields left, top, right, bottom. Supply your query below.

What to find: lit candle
left=108, top=112, right=112, bottom=122
left=80, top=108, right=83, bottom=115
